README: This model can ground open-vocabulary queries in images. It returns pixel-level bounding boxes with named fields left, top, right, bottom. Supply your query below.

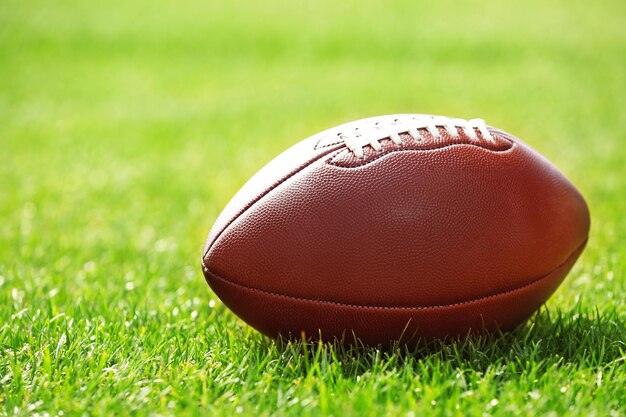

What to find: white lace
left=339, top=115, right=494, bottom=159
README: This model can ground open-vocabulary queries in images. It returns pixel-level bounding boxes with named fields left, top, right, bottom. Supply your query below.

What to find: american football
left=202, top=114, right=590, bottom=345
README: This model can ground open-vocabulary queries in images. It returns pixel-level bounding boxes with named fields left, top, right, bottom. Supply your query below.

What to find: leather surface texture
left=202, top=115, right=590, bottom=345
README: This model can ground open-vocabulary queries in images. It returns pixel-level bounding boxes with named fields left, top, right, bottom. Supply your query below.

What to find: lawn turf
left=0, top=0, right=625, bottom=416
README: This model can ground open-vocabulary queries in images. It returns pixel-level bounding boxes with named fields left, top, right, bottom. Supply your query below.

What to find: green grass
left=1, top=0, right=625, bottom=415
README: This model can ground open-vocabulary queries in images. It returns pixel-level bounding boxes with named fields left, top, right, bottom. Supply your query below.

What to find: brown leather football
left=201, top=114, right=590, bottom=345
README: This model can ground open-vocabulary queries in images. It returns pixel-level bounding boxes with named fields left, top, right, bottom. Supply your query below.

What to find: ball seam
left=202, top=144, right=344, bottom=259
left=203, top=238, right=587, bottom=311
left=327, top=136, right=515, bottom=168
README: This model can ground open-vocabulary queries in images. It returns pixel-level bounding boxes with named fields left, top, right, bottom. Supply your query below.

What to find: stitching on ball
left=203, top=239, right=587, bottom=311
left=328, top=138, right=514, bottom=168
left=202, top=144, right=344, bottom=259
left=337, top=115, right=494, bottom=159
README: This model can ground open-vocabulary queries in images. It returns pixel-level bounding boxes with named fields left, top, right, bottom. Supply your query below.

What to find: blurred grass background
left=0, top=0, right=625, bottom=416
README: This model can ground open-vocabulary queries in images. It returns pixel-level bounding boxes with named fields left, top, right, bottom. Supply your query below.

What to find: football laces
left=340, top=115, right=493, bottom=159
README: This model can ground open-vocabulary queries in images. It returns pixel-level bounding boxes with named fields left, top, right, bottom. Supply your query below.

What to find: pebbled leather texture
left=202, top=114, right=590, bottom=345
